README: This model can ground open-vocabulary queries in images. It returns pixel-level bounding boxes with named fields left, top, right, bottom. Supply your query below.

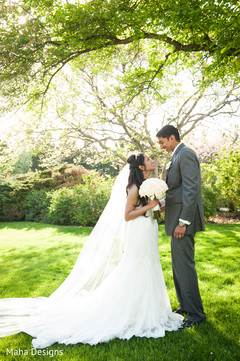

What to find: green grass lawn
left=0, top=222, right=239, bottom=361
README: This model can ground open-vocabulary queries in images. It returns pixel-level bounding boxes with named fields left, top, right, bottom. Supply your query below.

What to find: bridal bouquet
left=139, top=178, right=168, bottom=220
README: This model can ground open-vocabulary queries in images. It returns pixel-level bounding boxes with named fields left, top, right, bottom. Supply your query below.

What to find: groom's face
left=157, top=136, right=174, bottom=153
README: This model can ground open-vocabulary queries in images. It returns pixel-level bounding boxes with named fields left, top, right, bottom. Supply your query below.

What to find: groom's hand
left=174, top=224, right=186, bottom=239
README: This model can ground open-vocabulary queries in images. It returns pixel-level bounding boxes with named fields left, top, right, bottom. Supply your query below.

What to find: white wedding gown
left=0, top=166, right=183, bottom=348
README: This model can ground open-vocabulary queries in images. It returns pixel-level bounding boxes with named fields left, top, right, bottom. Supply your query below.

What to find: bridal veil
left=0, top=165, right=130, bottom=337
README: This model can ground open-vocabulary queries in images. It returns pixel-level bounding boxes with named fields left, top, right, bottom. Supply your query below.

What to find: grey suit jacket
left=165, top=143, right=205, bottom=237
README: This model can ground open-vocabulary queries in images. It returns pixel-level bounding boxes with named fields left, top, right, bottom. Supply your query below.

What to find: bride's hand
left=159, top=205, right=165, bottom=213
left=147, top=198, right=159, bottom=209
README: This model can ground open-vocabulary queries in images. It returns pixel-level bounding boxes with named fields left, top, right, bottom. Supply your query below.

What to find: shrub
left=0, top=182, right=32, bottom=221
left=38, top=170, right=52, bottom=178
left=72, top=182, right=111, bottom=226
left=0, top=166, right=114, bottom=225
left=0, top=184, right=13, bottom=221
left=201, top=149, right=240, bottom=216
left=48, top=172, right=113, bottom=226
left=24, top=190, right=52, bottom=222
left=48, top=187, right=75, bottom=225
left=214, top=149, right=240, bottom=215
left=201, top=183, right=218, bottom=220
left=31, top=178, right=57, bottom=189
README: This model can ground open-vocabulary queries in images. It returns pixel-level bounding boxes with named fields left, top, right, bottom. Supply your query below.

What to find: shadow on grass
left=0, top=222, right=92, bottom=237
left=1, top=221, right=239, bottom=238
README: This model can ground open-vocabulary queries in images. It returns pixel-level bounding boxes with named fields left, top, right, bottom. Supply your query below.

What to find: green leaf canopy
left=0, top=0, right=239, bottom=110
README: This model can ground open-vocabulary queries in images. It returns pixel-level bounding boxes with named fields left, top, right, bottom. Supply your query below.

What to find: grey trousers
left=171, top=234, right=206, bottom=323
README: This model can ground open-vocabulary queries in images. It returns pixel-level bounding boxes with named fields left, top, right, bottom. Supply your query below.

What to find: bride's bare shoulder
left=126, top=185, right=139, bottom=204
left=127, top=184, right=138, bottom=196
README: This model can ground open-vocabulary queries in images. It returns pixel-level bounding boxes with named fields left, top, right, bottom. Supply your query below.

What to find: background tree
left=1, top=0, right=239, bottom=176
left=13, top=151, right=33, bottom=174
left=4, top=61, right=239, bottom=174
left=0, top=0, right=240, bottom=111
left=0, top=140, right=15, bottom=178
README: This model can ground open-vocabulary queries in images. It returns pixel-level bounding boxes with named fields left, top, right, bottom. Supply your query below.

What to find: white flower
left=166, top=161, right=172, bottom=170
left=139, top=178, right=168, bottom=200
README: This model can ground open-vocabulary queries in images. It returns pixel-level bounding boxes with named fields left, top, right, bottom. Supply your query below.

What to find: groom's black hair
left=156, top=125, right=180, bottom=141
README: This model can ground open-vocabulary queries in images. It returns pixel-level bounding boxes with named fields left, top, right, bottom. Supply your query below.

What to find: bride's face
left=144, top=155, right=155, bottom=171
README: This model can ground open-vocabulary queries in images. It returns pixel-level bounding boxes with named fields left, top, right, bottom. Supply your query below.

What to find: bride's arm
left=125, top=185, right=158, bottom=221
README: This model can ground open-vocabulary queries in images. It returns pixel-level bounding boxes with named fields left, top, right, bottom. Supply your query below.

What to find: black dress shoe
left=182, top=319, right=205, bottom=328
left=174, top=306, right=185, bottom=315
left=182, top=320, right=194, bottom=328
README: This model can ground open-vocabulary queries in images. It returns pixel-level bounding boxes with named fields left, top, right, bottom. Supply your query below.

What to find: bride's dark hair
left=126, top=153, right=148, bottom=211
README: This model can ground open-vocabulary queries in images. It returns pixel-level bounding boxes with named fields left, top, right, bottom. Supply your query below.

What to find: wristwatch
left=179, top=221, right=186, bottom=227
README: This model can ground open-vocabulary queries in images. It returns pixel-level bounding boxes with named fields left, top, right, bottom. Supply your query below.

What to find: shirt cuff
left=159, top=199, right=165, bottom=207
left=179, top=218, right=191, bottom=225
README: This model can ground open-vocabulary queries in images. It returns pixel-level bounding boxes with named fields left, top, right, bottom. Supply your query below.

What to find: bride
left=0, top=153, right=183, bottom=348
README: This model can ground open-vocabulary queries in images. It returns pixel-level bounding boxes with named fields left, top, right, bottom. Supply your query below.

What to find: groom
left=156, top=124, right=206, bottom=327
